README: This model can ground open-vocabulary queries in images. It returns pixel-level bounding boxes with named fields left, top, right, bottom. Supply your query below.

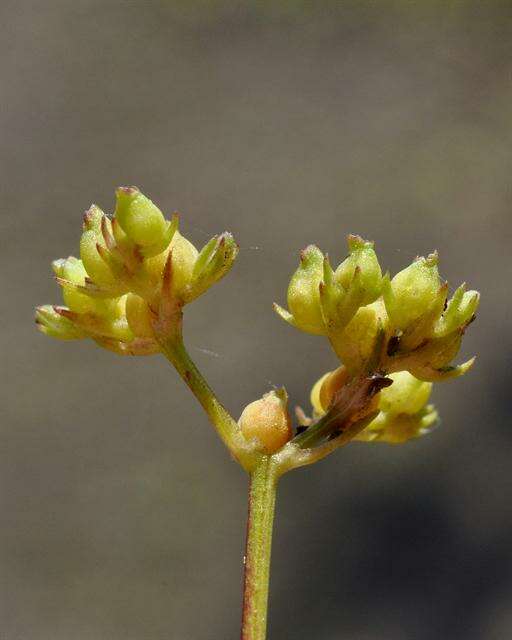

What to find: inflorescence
left=36, top=188, right=479, bottom=462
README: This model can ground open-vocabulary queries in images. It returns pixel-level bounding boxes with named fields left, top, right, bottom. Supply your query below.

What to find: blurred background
left=1, top=2, right=511, bottom=639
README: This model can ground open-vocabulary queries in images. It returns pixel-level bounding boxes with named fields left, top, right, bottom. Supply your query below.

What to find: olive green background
left=1, top=2, right=511, bottom=639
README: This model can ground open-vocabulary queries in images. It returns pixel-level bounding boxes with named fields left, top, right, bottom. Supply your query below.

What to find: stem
left=241, top=457, right=279, bottom=640
left=160, top=331, right=255, bottom=469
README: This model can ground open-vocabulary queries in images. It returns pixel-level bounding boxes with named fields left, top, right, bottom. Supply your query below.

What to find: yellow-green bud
left=355, top=371, right=437, bottom=443
left=435, top=284, right=480, bottom=337
left=318, top=237, right=382, bottom=337
left=53, top=256, right=116, bottom=316
left=383, top=253, right=441, bottom=330
left=69, top=293, right=133, bottom=342
left=335, top=235, right=382, bottom=306
left=187, top=232, right=239, bottom=302
left=169, top=231, right=199, bottom=299
left=386, top=326, right=475, bottom=382
left=378, top=371, right=432, bottom=416
left=125, top=293, right=154, bottom=338
left=310, top=365, right=349, bottom=416
left=239, top=389, right=292, bottom=454
left=356, top=406, right=438, bottom=444
left=35, top=305, right=87, bottom=340
left=274, top=245, right=326, bottom=335
left=82, top=204, right=106, bottom=235
left=80, top=229, right=118, bottom=288
left=114, top=186, right=167, bottom=247
left=329, top=300, right=386, bottom=375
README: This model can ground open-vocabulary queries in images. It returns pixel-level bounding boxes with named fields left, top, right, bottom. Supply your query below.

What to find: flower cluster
left=272, top=235, right=479, bottom=446
left=36, top=196, right=479, bottom=457
left=36, top=187, right=238, bottom=354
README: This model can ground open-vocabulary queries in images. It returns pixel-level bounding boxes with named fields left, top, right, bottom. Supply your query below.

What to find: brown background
left=1, top=2, right=511, bottom=639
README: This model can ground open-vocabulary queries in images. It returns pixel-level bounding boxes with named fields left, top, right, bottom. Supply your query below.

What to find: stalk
left=159, top=325, right=257, bottom=471
left=241, top=457, right=279, bottom=640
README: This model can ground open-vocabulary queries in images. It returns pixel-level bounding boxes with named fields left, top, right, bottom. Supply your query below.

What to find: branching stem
left=158, top=322, right=258, bottom=471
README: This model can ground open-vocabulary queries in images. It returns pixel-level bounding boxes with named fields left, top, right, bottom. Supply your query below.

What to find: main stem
left=241, top=457, right=279, bottom=640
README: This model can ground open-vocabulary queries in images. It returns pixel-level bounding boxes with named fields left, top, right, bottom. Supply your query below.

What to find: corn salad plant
left=36, top=187, right=479, bottom=640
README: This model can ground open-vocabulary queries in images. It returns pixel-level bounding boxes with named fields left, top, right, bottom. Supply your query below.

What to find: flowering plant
left=36, top=187, right=479, bottom=640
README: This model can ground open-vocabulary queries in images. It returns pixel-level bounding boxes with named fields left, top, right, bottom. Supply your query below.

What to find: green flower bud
left=319, top=237, right=382, bottom=338
left=356, top=405, right=438, bottom=444
left=239, top=389, right=292, bottom=454
left=383, top=253, right=442, bottom=330
left=187, top=232, right=239, bottom=302
left=355, top=371, right=437, bottom=443
left=396, top=282, right=448, bottom=352
left=378, top=371, right=432, bottom=416
left=55, top=297, right=133, bottom=343
left=53, top=256, right=117, bottom=316
left=386, top=325, right=476, bottom=382
left=169, top=230, right=199, bottom=299
left=35, top=305, right=87, bottom=340
left=310, top=365, right=349, bottom=417
left=82, top=204, right=106, bottom=235
left=79, top=229, right=118, bottom=288
left=335, top=235, right=382, bottom=306
left=114, top=186, right=167, bottom=248
left=274, top=245, right=326, bottom=335
left=329, top=300, right=386, bottom=375
left=435, top=284, right=480, bottom=337
left=51, top=256, right=85, bottom=280
left=125, top=293, right=154, bottom=338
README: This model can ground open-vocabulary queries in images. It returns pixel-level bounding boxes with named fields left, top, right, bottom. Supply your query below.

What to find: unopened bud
left=239, top=389, right=292, bottom=454
left=114, top=186, right=167, bottom=247
left=80, top=229, right=119, bottom=289
left=274, top=245, right=326, bottom=335
left=310, top=365, right=349, bottom=416
left=335, top=235, right=382, bottom=306
left=329, top=300, right=386, bottom=375
left=356, top=406, right=438, bottom=444
left=435, top=284, right=480, bottom=337
left=169, top=231, right=199, bottom=299
left=125, top=293, right=154, bottom=338
left=187, top=232, right=239, bottom=302
left=82, top=204, right=105, bottom=234
left=54, top=256, right=117, bottom=317
left=383, top=253, right=441, bottom=331
left=35, top=305, right=86, bottom=340
left=378, top=371, right=432, bottom=416
left=356, top=371, right=437, bottom=443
